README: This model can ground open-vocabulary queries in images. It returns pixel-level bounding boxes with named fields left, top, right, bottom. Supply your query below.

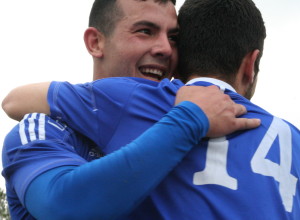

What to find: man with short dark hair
left=86, top=0, right=179, bottom=81
left=173, top=0, right=300, bottom=218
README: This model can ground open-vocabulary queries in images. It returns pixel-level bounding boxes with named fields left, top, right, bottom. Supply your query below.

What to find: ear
left=84, top=27, right=105, bottom=58
left=244, top=49, right=260, bottom=84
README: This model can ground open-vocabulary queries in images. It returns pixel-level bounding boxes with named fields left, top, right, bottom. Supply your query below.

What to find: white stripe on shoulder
left=19, top=113, right=47, bottom=145
left=19, top=114, right=30, bottom=145
left=28, top=113, right=37, bottom=142
left=38, top=114, right=46, bottom=140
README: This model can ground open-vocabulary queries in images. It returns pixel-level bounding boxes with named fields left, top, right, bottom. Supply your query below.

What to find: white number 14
left=193, top=117, right=298, bottom=212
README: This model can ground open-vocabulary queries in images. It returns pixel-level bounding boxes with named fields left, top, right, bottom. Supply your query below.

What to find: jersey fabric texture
left=2, top=100, right=209, bottom=219
left=46, top=77, right=300, bottom=220
left=2, top=113, right=101, bottom=220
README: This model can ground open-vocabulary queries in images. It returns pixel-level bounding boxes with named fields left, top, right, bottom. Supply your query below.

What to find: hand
left=175, top=86, right=260, bottom=137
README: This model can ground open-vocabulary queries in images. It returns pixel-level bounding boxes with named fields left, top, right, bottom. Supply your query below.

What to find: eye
left=168, top=34, right=178, bottom=44
left=137, top=29, right=151, bottom=35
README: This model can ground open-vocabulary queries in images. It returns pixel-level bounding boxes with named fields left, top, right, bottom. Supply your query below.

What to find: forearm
left=2, top=82, right=50, bottom=121
left=25, top=101, right=209, bottom=220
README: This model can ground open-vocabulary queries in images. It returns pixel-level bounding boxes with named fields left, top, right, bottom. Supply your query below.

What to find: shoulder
left=19, top=113, right=75, bottom=144
left=2, top=114, right=78, bottom=158
left=50, top=77, right=183, bottom=99
left=91, top=77, right=183, bottom=92
left=3, top=113, right=101, bottom=160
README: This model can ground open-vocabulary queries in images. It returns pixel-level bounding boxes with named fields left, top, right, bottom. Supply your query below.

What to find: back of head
left=89, top=0, right=176, bottom=36
left=178, top=0, right=266, bottom=83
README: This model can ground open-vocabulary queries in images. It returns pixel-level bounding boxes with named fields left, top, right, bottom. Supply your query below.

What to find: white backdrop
left=0, top=0, right=299, bottom=189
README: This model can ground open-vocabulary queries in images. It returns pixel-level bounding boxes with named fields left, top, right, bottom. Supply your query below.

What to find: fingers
left=207, top=117, right=261, bottom=138
left=236, top=118, right=261, bottom=130
left=175, top=85, right=261, bottom=138
left=234, top=104, right=247, bottom=117
left=205, top=101, right=261, bottom=137
left=233, top=104, right=261, bottom=130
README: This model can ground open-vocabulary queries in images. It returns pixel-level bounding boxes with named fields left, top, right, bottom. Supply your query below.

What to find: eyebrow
left=133, top=20, right=179, bottom=34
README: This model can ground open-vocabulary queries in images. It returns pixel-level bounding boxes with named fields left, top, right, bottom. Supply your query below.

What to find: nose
left=151, top=34, right=173, bottom=59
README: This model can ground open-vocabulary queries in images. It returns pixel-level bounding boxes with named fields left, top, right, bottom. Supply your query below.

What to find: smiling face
left=98, top=0, right=178, bottom=81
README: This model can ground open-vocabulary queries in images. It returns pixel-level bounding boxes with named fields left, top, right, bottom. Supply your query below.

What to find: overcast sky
left=0, top=0, right=299, bottom=189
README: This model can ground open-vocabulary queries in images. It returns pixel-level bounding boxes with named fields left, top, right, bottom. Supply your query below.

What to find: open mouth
left=139, top=67, right=166, bottom=81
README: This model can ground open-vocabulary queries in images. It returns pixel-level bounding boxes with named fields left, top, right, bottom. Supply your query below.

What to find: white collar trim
left=186, top=77, right=236, bottom=93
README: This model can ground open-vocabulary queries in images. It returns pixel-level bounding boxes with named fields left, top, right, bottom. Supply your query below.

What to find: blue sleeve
left=25, top=101, right=209, bottom=220
left=47, top=79, right=139, bottom=146
left=47, top=78, right=181, bottom=150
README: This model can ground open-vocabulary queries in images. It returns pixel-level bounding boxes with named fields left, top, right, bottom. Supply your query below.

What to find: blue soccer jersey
left=3, top=98, right=210, bottom=219
left=46, top=77, right=300, bottom=219
left=2, top=113, right=102, bottom=220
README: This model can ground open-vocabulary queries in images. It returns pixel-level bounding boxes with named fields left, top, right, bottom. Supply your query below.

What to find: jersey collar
left=186, top=77, right=236, bottom=93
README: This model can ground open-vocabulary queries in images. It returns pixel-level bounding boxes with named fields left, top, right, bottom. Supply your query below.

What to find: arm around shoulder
left=2, top=82, right=51, bottom=121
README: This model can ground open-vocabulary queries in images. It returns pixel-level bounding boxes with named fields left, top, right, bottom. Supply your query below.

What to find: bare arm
left=2, top=82, right=51, bottom=121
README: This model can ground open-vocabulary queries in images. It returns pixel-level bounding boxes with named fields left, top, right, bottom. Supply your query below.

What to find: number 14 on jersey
left=193, top=117, right=298, bottom=212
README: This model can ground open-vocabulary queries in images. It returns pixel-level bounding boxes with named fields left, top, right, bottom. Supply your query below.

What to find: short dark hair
left=178, top=0, right=266, bottom=83
left=89, top=0, right=176, bottom=36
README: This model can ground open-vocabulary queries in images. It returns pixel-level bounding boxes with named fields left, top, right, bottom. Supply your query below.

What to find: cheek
left=171, top=49, right=179, bottom=70
left=119, top=40, right=146, bottom=57
left=112, top=45, right=135, bottom=64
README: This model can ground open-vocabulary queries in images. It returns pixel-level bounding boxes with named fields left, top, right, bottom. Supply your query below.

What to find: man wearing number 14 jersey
left=2, top=0, right=300, bottom=219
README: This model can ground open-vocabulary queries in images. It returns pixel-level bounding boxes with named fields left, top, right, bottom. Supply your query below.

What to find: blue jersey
left=2, top=113, right=101, bottom=220
left=46, top=77, right=300, bottom=219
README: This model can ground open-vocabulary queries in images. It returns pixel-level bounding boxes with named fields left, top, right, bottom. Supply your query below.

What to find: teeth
left=140, top=68, right=163, bottom=76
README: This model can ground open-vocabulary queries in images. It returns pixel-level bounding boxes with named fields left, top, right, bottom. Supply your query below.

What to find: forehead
left=116, top=0, right=178, bottom=29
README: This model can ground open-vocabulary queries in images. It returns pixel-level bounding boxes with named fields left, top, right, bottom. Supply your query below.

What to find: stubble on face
left=99, top=0, right=178, bottom=82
